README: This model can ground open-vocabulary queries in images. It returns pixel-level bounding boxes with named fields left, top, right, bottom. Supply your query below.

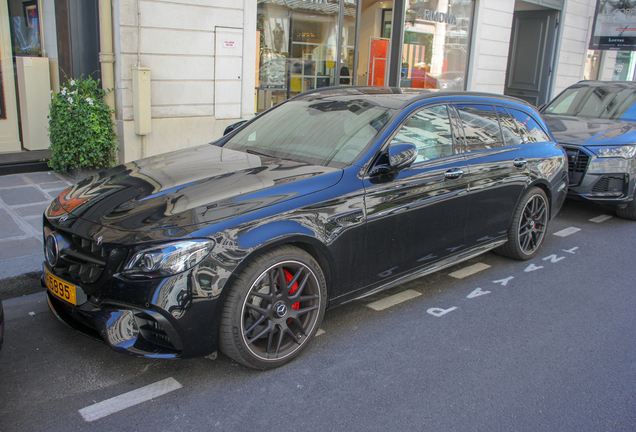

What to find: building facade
left=0, top=0, right=631, bottom=163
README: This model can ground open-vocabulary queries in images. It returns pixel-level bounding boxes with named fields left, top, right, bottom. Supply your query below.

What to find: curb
left=0, top=272, right=45, bottom=302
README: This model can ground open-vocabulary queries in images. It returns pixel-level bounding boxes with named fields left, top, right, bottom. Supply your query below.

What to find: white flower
left=70, top=80, right=75, bottom=86
left=68, top=97, right=73, bottom=104
left=61, top=88, right=67, bottom=95
left=86, top=97, right=93, bottom=105
left=71, top=90, right=77, bottom=95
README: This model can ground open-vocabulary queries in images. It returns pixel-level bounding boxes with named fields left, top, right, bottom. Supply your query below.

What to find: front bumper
left=564, top=146, right=635, bottom=206
left=43, top=260, right=228, bottom=359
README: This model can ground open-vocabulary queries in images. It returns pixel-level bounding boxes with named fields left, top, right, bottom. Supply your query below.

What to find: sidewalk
left=0, top=171, right=77, bottom=300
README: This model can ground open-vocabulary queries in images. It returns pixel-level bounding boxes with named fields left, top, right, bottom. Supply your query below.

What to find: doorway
left=504, top=6, right=559, bottom=107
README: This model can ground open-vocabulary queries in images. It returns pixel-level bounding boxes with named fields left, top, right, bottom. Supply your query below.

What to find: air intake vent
left=564, top=147, right=589, bottom=186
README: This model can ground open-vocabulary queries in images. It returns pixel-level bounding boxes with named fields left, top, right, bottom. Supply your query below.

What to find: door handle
left=513, top=158, right=527, bottom=168
left=444, top=168, right=464, bottom=179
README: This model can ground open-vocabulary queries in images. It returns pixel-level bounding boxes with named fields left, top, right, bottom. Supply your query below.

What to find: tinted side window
left=497, top=107, right=523, bottom=146
left=391, top=105, right=453, bottom=163
left=507, top=108, right=551, bottom=143
left=456, top=104, right=504, bottom=151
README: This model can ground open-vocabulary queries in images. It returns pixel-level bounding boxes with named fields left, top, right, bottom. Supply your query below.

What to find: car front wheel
left=219, top=245, right=327, bottom=369
left=495, top=187, right=549, bottom=261
left=615, top=196, right=636, bottom=220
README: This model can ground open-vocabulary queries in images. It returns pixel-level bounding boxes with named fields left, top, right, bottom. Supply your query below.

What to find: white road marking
left=366, top=289, right=422, bottom=311
left=553, top=227, right=581, bottom=237
left=492, top=276, right=514, bottom=286
left=427, top=306, right=457, bottom=317
left=589, top=214, right=612, bottom=223
left=79, top=378, right=182, bottom=422
left=563, top=247, right=579, bottom=254
left=524, top=264, right=543, bottom=272
left=448, top=263, right=491, bottom=279
left=316, top=329, right=325, bottom=336
left=542, top=254, right=565, bottom=263
left=467, top=288, right=491, bottom=299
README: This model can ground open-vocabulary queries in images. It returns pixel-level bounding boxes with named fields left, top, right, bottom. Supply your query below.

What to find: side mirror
left=369, top=142, right=418, bottom=177
left=388, top=142, right=418, bottom=170
left=223, top=120, right=248, bottom=136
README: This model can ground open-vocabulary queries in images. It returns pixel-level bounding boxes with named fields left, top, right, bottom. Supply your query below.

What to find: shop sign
left=421, top=9, right=457, bottom=25
left=590, top=1, right=636, bottom=50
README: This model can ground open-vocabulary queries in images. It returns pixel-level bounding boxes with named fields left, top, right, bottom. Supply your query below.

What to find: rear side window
left=497, top=107, right=523, bottom=146
left=455, top=104, right=505, bottom=151
left=507, top=109, right=551, bottom=143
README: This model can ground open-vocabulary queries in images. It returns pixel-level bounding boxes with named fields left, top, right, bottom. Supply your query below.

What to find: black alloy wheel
left=495, top=187, right=549, bottom=261
left=219, top=245, right=326, bottom=369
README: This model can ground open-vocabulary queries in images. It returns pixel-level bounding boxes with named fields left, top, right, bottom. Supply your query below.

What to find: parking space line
left=589, top=214, right=612, bottom=223
left=79, top=377, right=182, bottom=422
left=366, top=289, right=422, bottom=311
left=316, top=328, right=325, bottom=336
left=553, top=227, right=581, bottom=237
left=449, top=263, right=491, bottom=279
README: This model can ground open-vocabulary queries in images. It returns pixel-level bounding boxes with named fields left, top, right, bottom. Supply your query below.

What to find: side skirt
left=331, top=238, right=507, bottom=307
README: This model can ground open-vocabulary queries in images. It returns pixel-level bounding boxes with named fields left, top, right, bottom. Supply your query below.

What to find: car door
left=362, top=104, right=470, bottom=287
left=453, top=103, right=534, bottom=248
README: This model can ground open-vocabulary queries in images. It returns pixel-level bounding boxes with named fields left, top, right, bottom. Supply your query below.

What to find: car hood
left=542, top=114, right=636, bottom=147
left=51, top=144, right=343, bottom=233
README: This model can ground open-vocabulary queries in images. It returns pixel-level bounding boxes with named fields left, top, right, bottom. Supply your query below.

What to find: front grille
left=564, top=147, right=590, bottom=186
left=591, top=175, right=626, bottom=196
left=44, top=223, right=109, bottom=284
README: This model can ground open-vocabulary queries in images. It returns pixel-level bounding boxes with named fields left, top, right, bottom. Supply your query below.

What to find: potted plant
left=48, top=77, right=117, bottom=175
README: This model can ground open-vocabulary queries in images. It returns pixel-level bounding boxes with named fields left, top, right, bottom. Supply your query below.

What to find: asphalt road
left=1, top=200, right=635, bottom=432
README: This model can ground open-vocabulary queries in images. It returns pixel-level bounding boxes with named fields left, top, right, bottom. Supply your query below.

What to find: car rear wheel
left=219, top=245, right=327, bottom=369
left=615, top=197, right=636, bottom=220
left=495, top=187, right=549, bottom=261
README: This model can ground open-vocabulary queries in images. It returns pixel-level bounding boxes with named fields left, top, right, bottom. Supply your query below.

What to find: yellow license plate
left=45, top=268, right=77, bottom=305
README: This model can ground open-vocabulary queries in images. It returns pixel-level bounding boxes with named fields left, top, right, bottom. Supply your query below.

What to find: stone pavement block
left=0, top=186, right=49, bottom=205
left=39, top=181, right=71, bottom=191
left=0, top=237, right=42, bottom=261
left=13, top=203, right=48, bottom=217
left=23, top=171, right=64, bottom=184
left=0, top=208, right=28, bottom=239
left=26, top=217, right=43, bottom=234
left=0, top=174, right=28, bottom=188
left=43, top=188, right=65, bottom=199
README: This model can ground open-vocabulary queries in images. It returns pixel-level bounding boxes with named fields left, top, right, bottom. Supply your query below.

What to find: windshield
left=543, top=85, right=636, bottom=121
left=223, top=98, right=394, bottom=167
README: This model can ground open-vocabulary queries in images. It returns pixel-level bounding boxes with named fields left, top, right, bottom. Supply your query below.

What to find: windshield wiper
left=246, top=149, right=274, bottom=158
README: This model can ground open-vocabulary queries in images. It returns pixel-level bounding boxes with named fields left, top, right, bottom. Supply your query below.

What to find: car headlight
left=586, top=145, right=636, bottom=159
left=122, top=239, right=215, bottom=279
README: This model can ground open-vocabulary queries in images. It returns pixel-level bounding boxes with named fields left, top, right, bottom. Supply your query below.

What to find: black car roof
left=572, top=80, right=636, bottom=89
left=292, top=86, right=535, bottom=110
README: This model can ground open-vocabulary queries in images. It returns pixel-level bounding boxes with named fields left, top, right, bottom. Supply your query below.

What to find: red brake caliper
left=283, top=270, right=300, bottom=325
left=284, top=270, right=300, bottom=311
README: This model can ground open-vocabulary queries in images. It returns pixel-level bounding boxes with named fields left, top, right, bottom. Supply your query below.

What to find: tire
left=495, top=187, right=550, bottom=261
left=219, top=245, right=327, bottom=369
left=615, top=197, right=636, bottom=220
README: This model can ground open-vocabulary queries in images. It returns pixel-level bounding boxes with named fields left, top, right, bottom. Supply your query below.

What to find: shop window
left=400, top=0, right=473, bottom=91
left=9, top=0, right=42, bottom=57
left=256, top=0, right=358, bottom=113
